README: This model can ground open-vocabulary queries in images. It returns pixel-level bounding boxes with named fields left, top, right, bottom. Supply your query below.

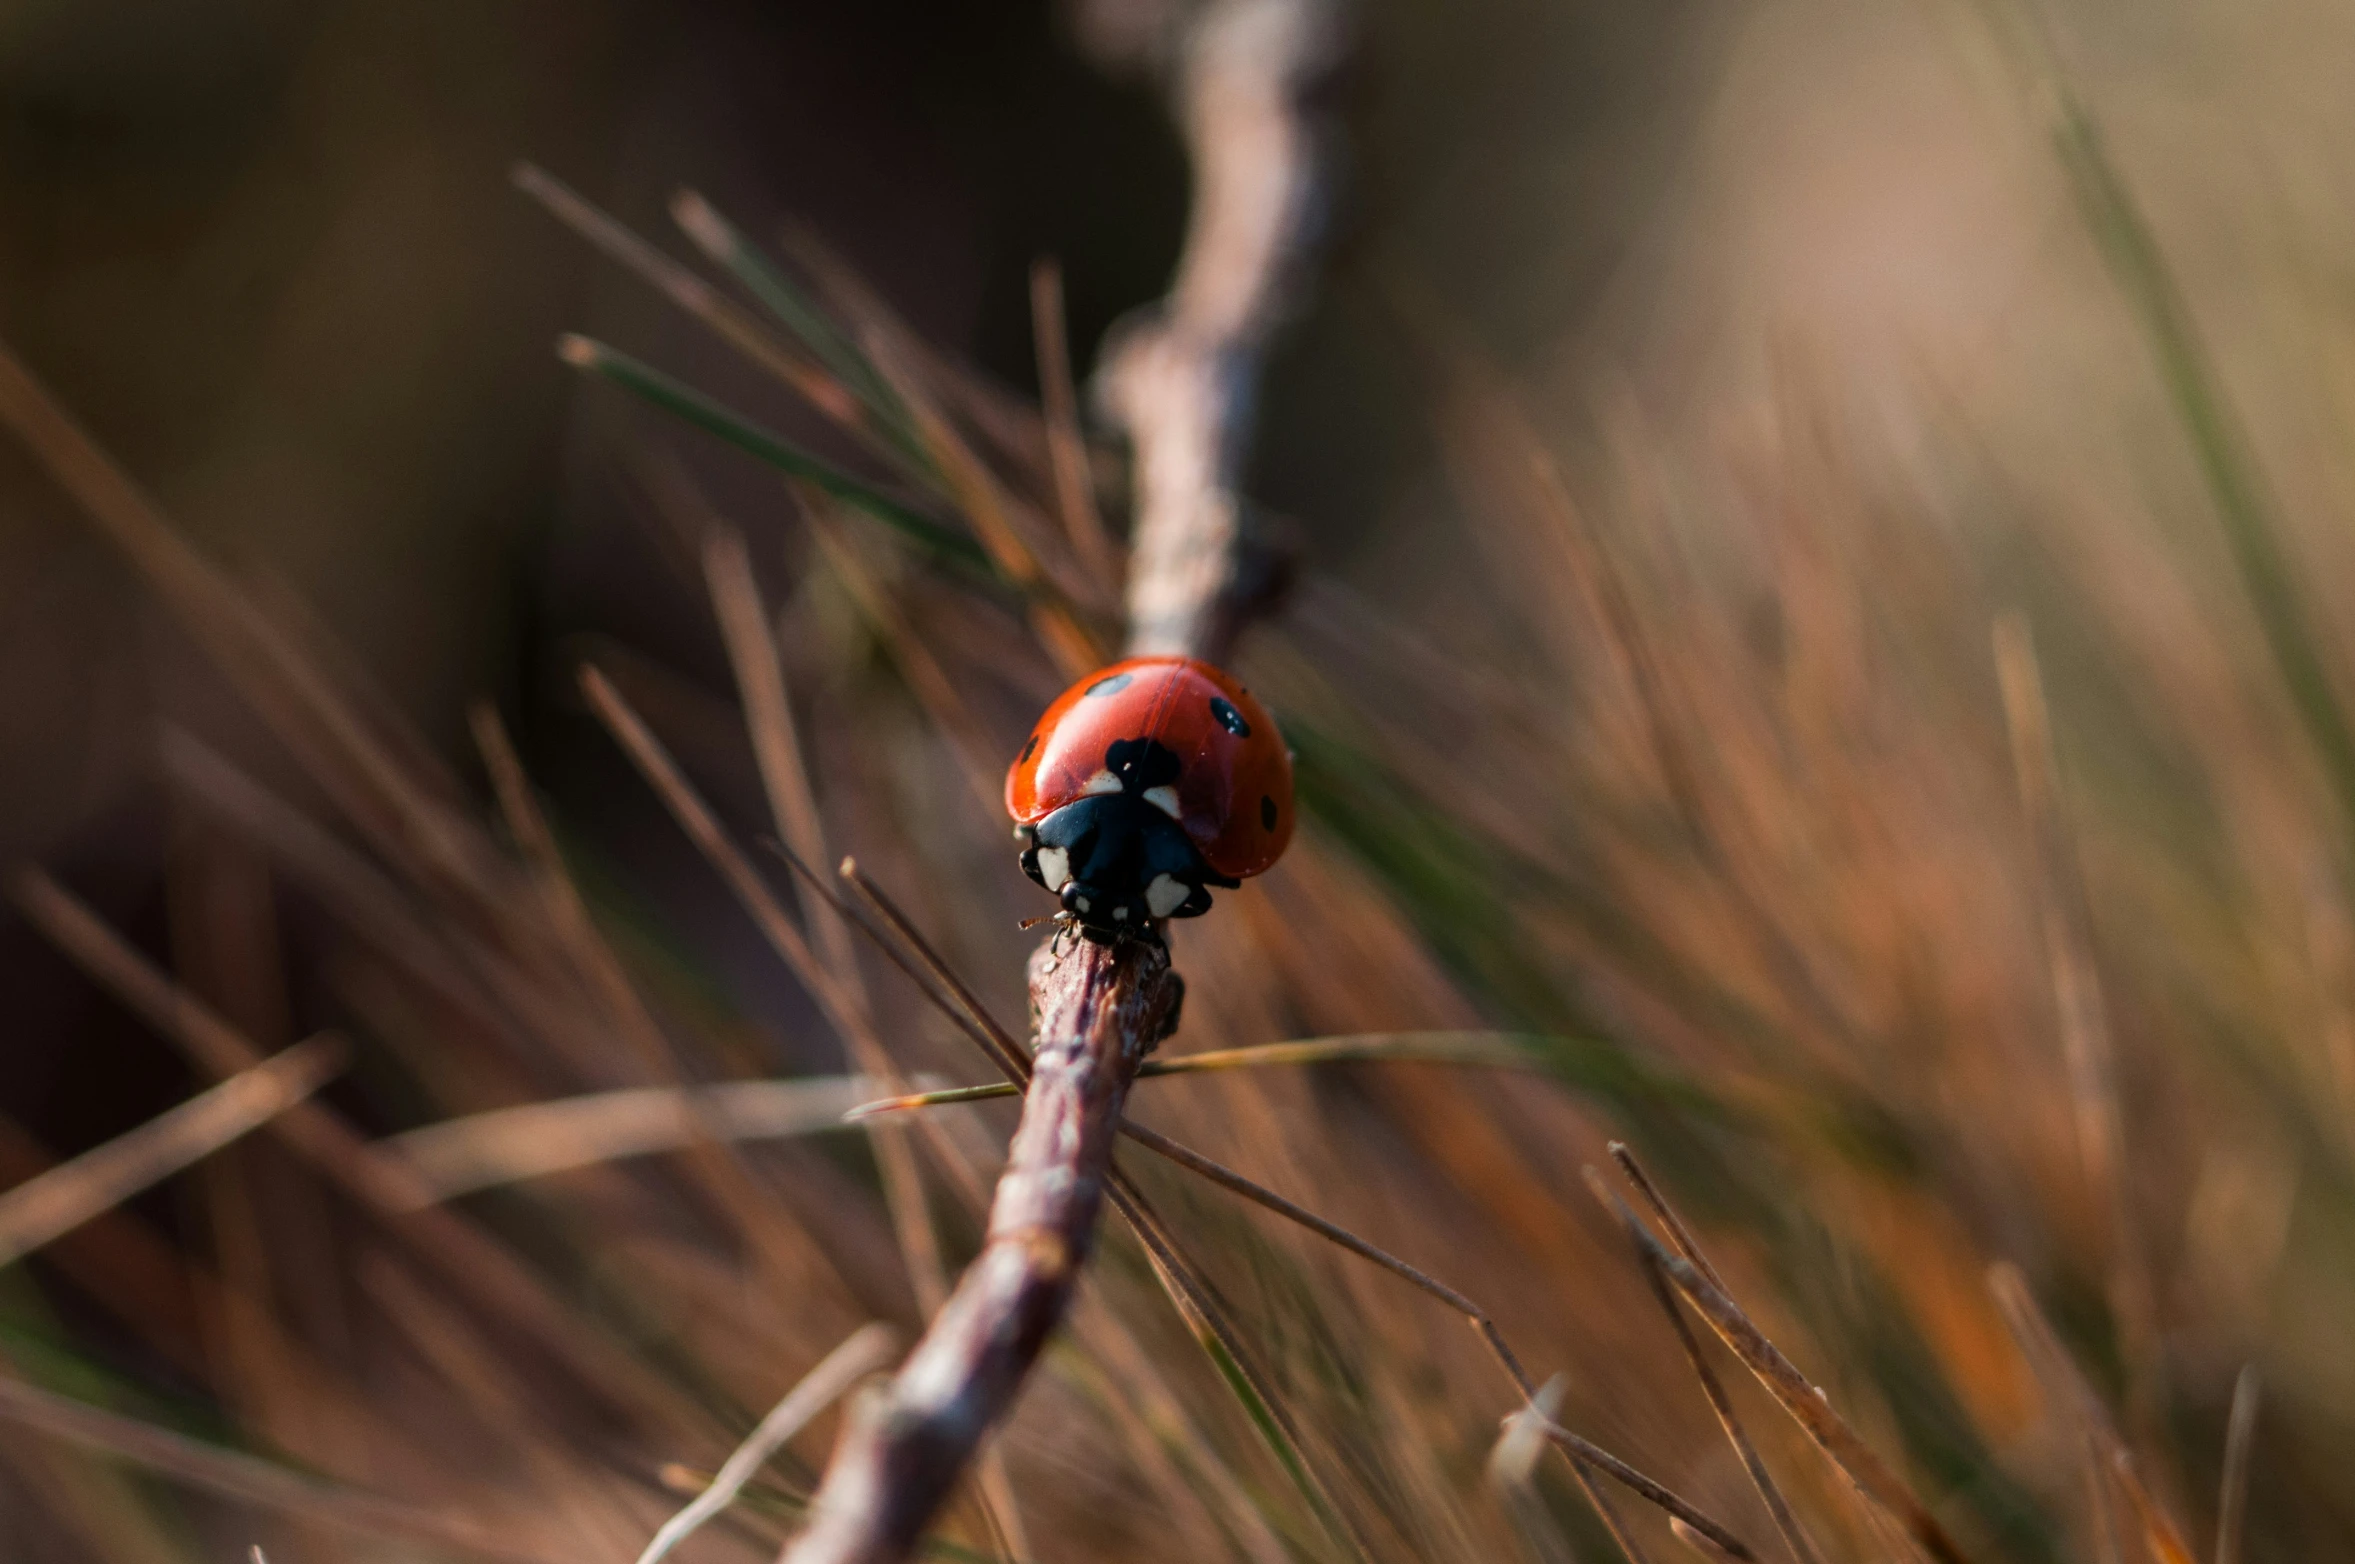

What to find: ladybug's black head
left=1017, top=738, right=1237, bottom=942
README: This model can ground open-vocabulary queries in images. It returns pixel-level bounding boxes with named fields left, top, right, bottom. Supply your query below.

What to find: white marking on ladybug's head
left=1035, top=846, right=1071, bottom=892
left=1145, top=874, right=1189, bottom=918
left=1074, top=895, right=1091, bottom=913
left=1113, top=905, right=1130, bottom=921
left=1142, top=784, right=1181, bottom=818
left=1081, top=769, right=1122, bottom=796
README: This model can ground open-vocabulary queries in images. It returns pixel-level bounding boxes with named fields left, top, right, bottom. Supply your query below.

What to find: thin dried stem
left=1583, top=1169, right=1824, bottom=1564
left=639, top=1324, right=898, bottom=1564
left=0, top=1036, right=344, bottom=1268
left=1993, top=615, right=2161, bottom=1434
left=1604, top=1149, right=1823, bottom=1564
left=843, top=1031, right=1542, bottom=1118
left=513, top=163, right=860, bottom=426
left=0, top=1370, right=553, bottom=1564
left=1100, top=1164, right=1370, bottom=1562
left=1131, top=1122, right=1757, bottom=1558
left=10, top=868, right=705, bottom=1438
left=1605, top=1145, right=1970, bottom=1564
left=2216, top=1365, right=2259, bottom=1564
left=1988, top=1264, right=2194, bottom=1564
left=1029, top=256, right=1119, bottom=593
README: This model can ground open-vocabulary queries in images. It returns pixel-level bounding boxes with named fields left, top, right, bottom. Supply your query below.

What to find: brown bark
left=782, top=938, right=1178, bottom=1564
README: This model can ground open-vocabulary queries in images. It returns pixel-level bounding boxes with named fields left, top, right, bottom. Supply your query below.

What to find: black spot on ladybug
left=1019, top=733, right=1039, bottom=762
left=1260, top=794, right=1277, bottom=830
left=1209, top=696, right=1250, bottom=737
left=1104, top=736, right=1183, bottom=790
left=1086, top=672, right=1134, bottom=697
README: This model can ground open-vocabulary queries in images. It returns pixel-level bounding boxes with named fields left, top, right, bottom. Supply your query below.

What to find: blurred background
left=3, top=0, right=2353, bottom=1558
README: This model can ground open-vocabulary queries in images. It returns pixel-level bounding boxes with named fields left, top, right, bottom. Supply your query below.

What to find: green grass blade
left=2036, top=58, right=2355, bottom=820
left=557, top=335, right=992, bottom=574
left=671, top=192, right=920, bottom=448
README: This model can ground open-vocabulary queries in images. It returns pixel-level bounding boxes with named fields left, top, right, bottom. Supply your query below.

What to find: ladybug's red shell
left=1007, top=657, right=1293, bottom=882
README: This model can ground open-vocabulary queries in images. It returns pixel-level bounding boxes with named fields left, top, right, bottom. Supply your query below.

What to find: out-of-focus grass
left=3, top=6, right=2355, bottom=1562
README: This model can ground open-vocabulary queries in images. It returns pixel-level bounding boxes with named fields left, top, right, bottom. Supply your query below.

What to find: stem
left=784, top=939, right=1179, bottom=1564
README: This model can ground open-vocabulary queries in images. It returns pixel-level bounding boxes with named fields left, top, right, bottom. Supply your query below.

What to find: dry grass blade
left=0, top=337, right=504, bottom=919
left=381, top=1078, right=888, bottom=1202
left=1987, top=1264, right=2195, bottom=1564
left=1101, top=1168, right=1369, bottom=1563
left=704, top=534, right=1032, bottom=1558
left=1992, top=616, right=2159, bottom=1425
left=1127, top=1124, right=1758, bottom=1559
left=10, top=867, right=706, bottom=1437
left=842, top=1032, right=1550, bottom=1117
left=513, top=162, right=859, bottom=424
left=1603, top=1147, right=1969, bottom=1564
left=1583, top=1168, right=1823, bottom=1564
left=1489, top=1375, right=1577, bottom=1564
left=0, top=1035, right=345, bottom=1268
left=0, top=1371, right=554, bottom=1564
left=2216, top=1365, right=2259, bottom=1564
left=637, top=1323, right=898, bottom=1564
left=1028, top=256, right=1118, bottom=594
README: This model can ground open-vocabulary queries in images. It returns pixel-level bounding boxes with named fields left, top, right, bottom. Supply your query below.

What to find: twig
left=822, top=854, right=1754, bottom=1558
left=2216, top=1365, right=2258, bottom=1564
left=1098, top=0, right=1345, bottom=660
left=0, top=1037, right=345, bottom=1268
left=637, top=1324, right=898, bottom=1564
left=784, top=939, right=1180, bottom=1564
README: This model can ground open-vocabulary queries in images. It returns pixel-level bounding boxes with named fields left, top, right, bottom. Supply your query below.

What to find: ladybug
left=1007, top=656, right=1293, bottom=941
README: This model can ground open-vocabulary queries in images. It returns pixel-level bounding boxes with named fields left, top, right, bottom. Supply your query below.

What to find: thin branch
left=783, top=939, right=1180, bottom=1564
left=820, top=854, right=1754, bottom=1558
left=0, top=1036, right=345, bottom=1268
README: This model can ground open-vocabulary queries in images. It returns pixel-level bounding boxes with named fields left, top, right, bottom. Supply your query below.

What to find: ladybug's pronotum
left=1005, top=656, right=1294, bottom=941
